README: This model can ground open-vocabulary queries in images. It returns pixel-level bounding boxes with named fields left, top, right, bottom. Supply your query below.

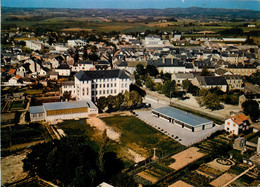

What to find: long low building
left=29, top=100, right=98, bottom=122
left=152, top=107, right=214, bottom=132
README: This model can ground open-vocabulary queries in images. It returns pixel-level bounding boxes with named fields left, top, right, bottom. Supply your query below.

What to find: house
left=95, top=60, right=110, bottom=70
left=224, top=113, right=250, bottom=135
left=192, top=76, right=228, bottom=92
left=61, top=81, right=76, bottom=98
left=70, top=69, right=131, bottom=102
left=8, top=69, right=16, bottom=76
left=49, top=70, right=59, bottom=80
left=38, top=68, right=48, bottom=76
left=172, top=73, right=195, bottom=86
left=16, top=64, right=31, bottom=77
left=76, top=60, right=95, bottom=71
left=29, top=100, right=98, bottom=122
left=6, top=75, right=23, bottom=86
left=55, top=64, right=71, bottom=76
left=224, top=75, right=243, bottom=90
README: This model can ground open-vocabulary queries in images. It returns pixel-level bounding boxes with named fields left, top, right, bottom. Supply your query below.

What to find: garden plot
left=168, top=180, right=194, bottom=187
left=210, top=172, right=237, bottom=187
left=168, top=147, right=205, bottom=170
left=137, top=170, right=159, bottom=184
left=207, top=158, right=234, bottom=172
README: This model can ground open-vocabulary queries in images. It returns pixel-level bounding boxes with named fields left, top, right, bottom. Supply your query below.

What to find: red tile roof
left=15, top=75, right=22, bottom=79
left=231, top=113, right=247, bottom=125
left=8, top=69, right=16, bottom=74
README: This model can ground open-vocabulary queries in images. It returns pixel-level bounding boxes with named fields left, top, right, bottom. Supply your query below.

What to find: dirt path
left=127, top=148, right=146, bottom=163
left=1, top=149, right=30, bottom=185
left=87, top=117, right=121, bottom=142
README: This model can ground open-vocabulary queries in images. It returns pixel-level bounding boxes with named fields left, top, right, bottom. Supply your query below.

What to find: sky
left=2, top=0, right=260, bottom=11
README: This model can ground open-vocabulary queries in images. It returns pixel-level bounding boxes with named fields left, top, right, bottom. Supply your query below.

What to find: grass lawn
left=25, top=89, right=43, bottom=95
left=101, top=115, right=185, bottom=157
left=11, top=100, right=24, bottom=110
left=1, top=123, right=48, bottom=149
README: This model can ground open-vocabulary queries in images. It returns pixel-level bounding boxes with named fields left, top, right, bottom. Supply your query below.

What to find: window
left=227, top=122, right=230, bottom=125
left=103, top=90, right=105, bottom=94
left=99, top=90, right=102, bottom=94
left=107, top=90, right=109, bottom=94
left=121, top=83, right=124, bottom=88
left=114, top=89, right=116, bottom=93
left=233, top=124, right=236, bottom=127
left=39, top=113, right=43, bottom=117
left=33, top=113, right=37, bottom=118
left=111, top=83, right=113, bottom=87
left=107, top=84, right=109, bottom=88
left=111, top=90, right=113, bottom=94
left=103, top=84, right=105, bottom=88
left=125, top=83, right=127, bottom=87
left=114, top=83, right=116, bottom=87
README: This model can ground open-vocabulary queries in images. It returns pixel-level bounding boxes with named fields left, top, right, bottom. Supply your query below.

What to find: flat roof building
left=152, top=107, right=214, bottom=132
left=29, top=100, right=98, bottom=122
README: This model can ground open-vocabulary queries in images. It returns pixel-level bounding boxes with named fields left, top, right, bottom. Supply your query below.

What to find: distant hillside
left=2, top=7, right=260, bottom=21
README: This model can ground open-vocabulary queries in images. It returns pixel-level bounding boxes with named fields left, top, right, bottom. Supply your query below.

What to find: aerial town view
left=1, top=0, right=260, bottom=186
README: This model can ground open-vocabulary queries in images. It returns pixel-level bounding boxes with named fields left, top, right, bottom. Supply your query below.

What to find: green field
left=25, top=89, right=43, bottom=95
left=2, top=14, right=259, bottom=33
left=101, top=115, right=185, bottom=157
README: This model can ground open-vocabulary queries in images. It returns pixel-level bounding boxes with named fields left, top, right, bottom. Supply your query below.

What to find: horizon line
left=2, top=6, right=260, bottom=11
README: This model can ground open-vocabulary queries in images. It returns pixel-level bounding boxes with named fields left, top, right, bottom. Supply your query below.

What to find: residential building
left=152, top=107, right=214, bottom=132
left=192, top=76, right=228, bottom=92
left=224, top=113, right=250, bottom=135
left=76, top=60, right=95, bottom=71
left=172, top=73, right=195, bottom=86
left=61, top=81, right=76, bottom=98
left=224, top=75, right=243, bottom=90
left=55, top=64, right=71, bottom=76
left=72, top=69, right=131, bottom=102
left=29, top=100, right=98, bottom=122
left=225, top=64, right=258, bottom=76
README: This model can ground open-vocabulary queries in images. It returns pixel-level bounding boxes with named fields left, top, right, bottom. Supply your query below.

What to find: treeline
left=23, top=136, right=135, bottom=186
left=96, top=90, right=143, bottom=112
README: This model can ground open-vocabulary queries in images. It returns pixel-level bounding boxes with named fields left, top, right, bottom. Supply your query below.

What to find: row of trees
left=96, top=90, right=143, bottom=112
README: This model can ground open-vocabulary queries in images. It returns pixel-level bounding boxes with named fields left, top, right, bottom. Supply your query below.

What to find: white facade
left=67, top=40, right=87, bottom=47
left=74, top=70, right=131, bottom=102
left=55, top=69, right=71, bottom=76
left=144, top=36, right=164, bottom=48
left=25, top=40, right=43, bottom=51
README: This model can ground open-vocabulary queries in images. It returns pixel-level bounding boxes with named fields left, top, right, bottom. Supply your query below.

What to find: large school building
left=152, top=107, right=214, bottom=132
left=29, top=100, right=98, bottom=122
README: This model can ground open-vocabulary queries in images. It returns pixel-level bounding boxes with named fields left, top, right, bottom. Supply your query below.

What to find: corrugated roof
left=43, top=100, right=97, bottom=111
left=29, top=106, right=45, bottom=114
left=153, top=106, right=212, bottom=127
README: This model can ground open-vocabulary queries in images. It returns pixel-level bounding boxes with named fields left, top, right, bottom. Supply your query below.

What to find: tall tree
left=136, top=64, right=146, bottom=76
left=242, top=100, right=260, bottom=122
left=201, top=68, right=211, bottom=76
left=146, top=65, right=158, bottom=76
left=162, top=80, right=176, bottom=98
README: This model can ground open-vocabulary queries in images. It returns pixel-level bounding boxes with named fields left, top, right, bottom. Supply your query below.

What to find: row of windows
left=92, top=83, right=117, bottom=88
left=63, top=85, right=75, bottom=88
left=33, top=113, right=43, bottom=118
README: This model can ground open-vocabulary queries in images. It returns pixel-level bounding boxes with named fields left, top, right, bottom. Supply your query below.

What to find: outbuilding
left=152, top=107, right=214, bottom=132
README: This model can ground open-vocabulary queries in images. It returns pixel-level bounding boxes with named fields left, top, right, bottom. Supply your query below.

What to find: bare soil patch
left=1, top=149, right=30, bottom=185
left=168, top=147, right=205, bottom=171
left=137, top=171, right=159, bottom=184
left=87, top=116, right=121, bottom=142
left=168, top=180, right=194, bottom=187
left=210, top=173, right=237, bottom=187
